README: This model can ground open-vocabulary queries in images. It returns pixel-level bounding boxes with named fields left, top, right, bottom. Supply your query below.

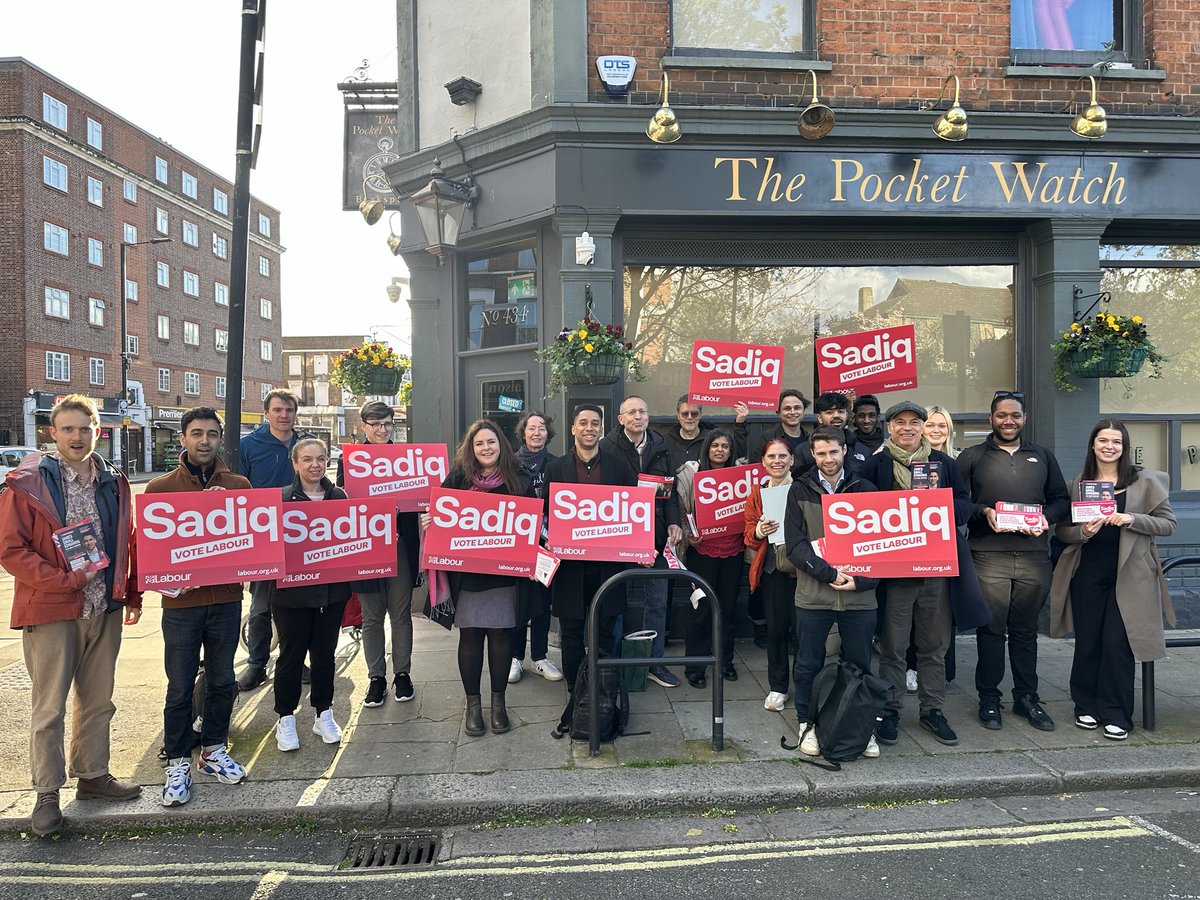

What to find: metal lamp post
left=119, top=236, right=172, bottom=473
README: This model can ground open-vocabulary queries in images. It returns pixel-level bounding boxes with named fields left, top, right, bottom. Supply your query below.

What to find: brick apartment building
left=0, top=58, right=283, bottom=472
left=376, top=0, right=1200, bottom=546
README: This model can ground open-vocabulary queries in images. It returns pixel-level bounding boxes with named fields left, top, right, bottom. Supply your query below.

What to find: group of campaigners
left=0, top=385, right=1177, bottom=836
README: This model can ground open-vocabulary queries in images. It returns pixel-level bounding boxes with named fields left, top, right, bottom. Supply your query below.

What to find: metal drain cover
left=339, top=831, right=441, bottom=870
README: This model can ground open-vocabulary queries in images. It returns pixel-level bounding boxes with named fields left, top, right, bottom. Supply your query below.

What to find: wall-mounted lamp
left=646, top=74, right=681, bottom=144
left=930, top=75, right=968, bottom=142
left=386, top=276, right=409, bottom=305
left=359, top=177, right=384, bottom=225
left=444, top=76, right=482, bottom=106
left=797, top=71, right=835, bottom=140
left=1067, top=75, right=1107, bottom=139
left=386, top=213, right=403, bottom=257
left=408, top=159, right=480, bottom=265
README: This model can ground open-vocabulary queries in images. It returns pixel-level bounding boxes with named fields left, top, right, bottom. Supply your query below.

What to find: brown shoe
left=32, top=791, right=63, bottom=836
left=76, top=774, right=141, bottom=802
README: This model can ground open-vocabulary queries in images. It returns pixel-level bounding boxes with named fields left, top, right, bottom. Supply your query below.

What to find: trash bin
left=621, top=630, right=657, bottom=692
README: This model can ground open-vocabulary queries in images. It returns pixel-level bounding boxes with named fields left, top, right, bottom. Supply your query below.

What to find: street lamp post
left=119, top=236, right=172, bottom=474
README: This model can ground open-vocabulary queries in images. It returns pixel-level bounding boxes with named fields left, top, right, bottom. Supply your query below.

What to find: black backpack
left=568, top=656, right=629, bottom=743
left=785, top=660, right=892, bottom=770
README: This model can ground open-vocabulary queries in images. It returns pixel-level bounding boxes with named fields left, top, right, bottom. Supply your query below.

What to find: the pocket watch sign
left=343, top=109, right=401, bottom=211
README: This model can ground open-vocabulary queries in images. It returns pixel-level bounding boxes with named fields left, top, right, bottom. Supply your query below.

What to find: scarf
left=515, top=444, right=549, bottom=478
left=884, top=435, right=931, bottom=490
left=471, top=470, right=505, bottom=492
left=767, top=471, right=793, bottom=489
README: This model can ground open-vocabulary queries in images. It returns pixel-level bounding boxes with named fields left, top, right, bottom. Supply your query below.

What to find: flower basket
left=1051, top=310, right=1164, bottom=393
left=331, top=341, right=410, bottom=397
left=562, top=352, right=625, bottom=386
left=539, top=316, right=646, bottom=398
left=365, top=367, right=403, bottom=395
left=1062, top=345, right=1149, bottom=380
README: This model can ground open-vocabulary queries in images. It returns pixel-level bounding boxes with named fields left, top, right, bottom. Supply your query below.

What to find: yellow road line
left=248, top=870, right=288, bottom=900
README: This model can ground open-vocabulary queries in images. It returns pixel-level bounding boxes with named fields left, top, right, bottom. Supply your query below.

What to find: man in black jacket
left=851, top=394, right=885, bottom=453
left=957, top=390, right=1070, bottom=733
left=749, top=388, right=809, bottom=463
left=792, top=392, right=867, bottom=476
left=662, top=395, right=750, bottom=474
left=599, top=396, right=683, bottom=688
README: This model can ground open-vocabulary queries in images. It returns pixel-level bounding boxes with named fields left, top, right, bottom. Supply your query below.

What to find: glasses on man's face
left=679, top=410, right=700, bottom=419
left=993, top=390, right=1025, bottom=402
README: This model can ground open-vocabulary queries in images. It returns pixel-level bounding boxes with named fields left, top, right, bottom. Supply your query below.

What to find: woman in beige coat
left=1050, top=419, right=1176, bottom=740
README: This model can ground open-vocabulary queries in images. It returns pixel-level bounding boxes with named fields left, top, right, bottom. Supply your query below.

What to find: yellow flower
left=1106, top=315, right=1116, bottom=325
left=578, top=329, right=588, bottom=339
left=385, top=361, right=394, bottom=368
left=568, top=332, right=575, bottom=341
left=1070, top=323, right=1081, bottom=333
left=1111, top=324, right=1120, bottom=332
left=1062, top=332, right=1070, bottom=339
left=1132, top=315, right=1142, bottom=324
left=584, top=342, right=594, bottom=353
left=1122, top=331, right=1129, bottom=337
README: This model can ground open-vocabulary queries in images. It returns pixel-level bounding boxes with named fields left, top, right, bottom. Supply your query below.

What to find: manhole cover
left=338, top=831, right=440, bottom=870
left=0, top=662, right=32, bottom=690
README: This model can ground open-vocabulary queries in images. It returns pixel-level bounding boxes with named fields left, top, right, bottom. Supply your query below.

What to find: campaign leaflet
left=819, top=488, right=958, bottom=578
left=52, top=519, right=109, bottom=574
left=759, top=483, right=791, bottom=546
left=276, top=497, right=398, bottom=587
left=421, top=487, right=543, bottom=577
left=693, top=463, right=763, bottom=541
left=136, top=489, right=286, bottom=590
left=910, top=461, right=944, bottom=490
left=639, top=473, right=674, bottom=499
left=688, top=339, right=786, bottom=411
left=534, top=547, right=561, bottom=587
left=547, top=483, right=657, bottom=564
left=994, top=501, right=1043, bottom=531
left=340, top=443, right=450, bottom=512
left=815, top=325, right=918, bottom=396
left=1072, top=480, right=1118, bottom=523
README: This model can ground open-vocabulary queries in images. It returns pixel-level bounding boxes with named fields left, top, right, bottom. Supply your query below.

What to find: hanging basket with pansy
left=1051, top=311, right=1164, bottom=392
left=331, top=341, right=410, bottom=397
left=538, top=316, right=646, bottom=398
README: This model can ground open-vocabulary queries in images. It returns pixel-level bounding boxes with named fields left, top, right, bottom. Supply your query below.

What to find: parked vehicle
left=0, top=446, right=37, bottom=492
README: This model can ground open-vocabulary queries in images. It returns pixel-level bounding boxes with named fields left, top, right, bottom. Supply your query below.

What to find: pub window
left=465, top=241, right=539, bottom=352
left=1011, top=0, right=1143, bottom=66
left=672, top=0, right=814, bottom=57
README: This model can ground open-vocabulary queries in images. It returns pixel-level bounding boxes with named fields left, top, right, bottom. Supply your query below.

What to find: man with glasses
left=957, top=391, right=1070, bottom=732
left=663, top=395, right=750, bottom=475
left=749, top=389, right=810, bottom=463
left=337, top=401, right=422, bottom=708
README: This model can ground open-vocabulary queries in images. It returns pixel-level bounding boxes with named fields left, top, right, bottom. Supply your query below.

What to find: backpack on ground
left=568, top=656, right=629, bottom=743
left=784, top=660, right=892, bottom=771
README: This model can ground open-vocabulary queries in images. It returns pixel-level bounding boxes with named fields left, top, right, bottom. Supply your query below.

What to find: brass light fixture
left=930, top=75, right=968, bottom=142
left=358, top=178, right=384, bottom=225
left=386, top=213, right=403, bottom=256
left=797, top=71, right=835, bottom=140
left=646, top=73, right=681, bottom=144
left=1067, top=74, right=1107, bottom=139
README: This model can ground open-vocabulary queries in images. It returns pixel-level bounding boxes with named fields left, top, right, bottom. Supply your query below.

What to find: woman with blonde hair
left=924, top=405, right=959, bottom=458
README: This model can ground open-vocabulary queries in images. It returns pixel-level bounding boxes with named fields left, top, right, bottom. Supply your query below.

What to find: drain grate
left=0, top=662, right=32, bottom=690
left=338, top=831, right=441, bottom=870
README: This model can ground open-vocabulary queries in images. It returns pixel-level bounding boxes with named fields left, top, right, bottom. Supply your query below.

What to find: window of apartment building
left=88, top=238, right=103, bottom=267
left=43, top=222, right=68, bottom=255
left=158, top=368, right=171, bottom=392
left=259, top=298, right=272, bottom=319
left=288, top=354, right=302, bottom=376
left=183, top=321, right=199, bottom=345
left=42, top=93, right=67, bottom=130
left=183, top=271, right=199, bottom=297
left=156, top=261, right=170, bottom=288
left=46, top=351, right=70, bottom=382
left=43, top=157, right=68, bottom=192
left=212, top=233, right=228, bottom=259
left=213, top=188, right=229, bottom=215
left=181, top=171, right=197, bottom=199
left=261, top=383, right=272, bottom=402
left=215, top=328, right=229, bottom=352
left=671, top=0, right=811, bottom=56
left=124, top=223, right=138, bottom=243
left=89, top=297, right=105, bottom=327
left=87, top=117, right=103, bottom=150
left=89, top=357, right=105, bottom=386
left=123, top=179, right=138, bottom=203
left=156, top=207, right=168, bottom=234
left=157, top=315, right=170, bottom=340
left=215, top=376, right=227, bottom=398
left=87, top=176, right=103, bottom=206
left=126, top=334, right=139, bottom=356
left=125, top=279, right=138, bottom=301
left=184, top=371, right=200, bottom=395
left=214, top=282, right=229, bottom=306
left=259, top=255, right=270, bottom=277
left=44, top=287, right=69, bottom=319
left=1011, top=0, right=1144, bottom=66
left=260, top=339, right=273, bottom=362
left=155, top=156, right=168, bottom=183
left=182, top=220, right=198, bottom=246
left=258, top=213, right=271, bottom=237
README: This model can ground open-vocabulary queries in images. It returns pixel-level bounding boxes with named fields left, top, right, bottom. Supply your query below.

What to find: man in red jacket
left=0, top=395, right=142, bottom=836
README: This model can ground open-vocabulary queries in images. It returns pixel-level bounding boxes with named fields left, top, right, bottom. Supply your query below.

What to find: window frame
left=42, top=157, right=68, bottom=192
left=670, top=0, right=817, bottom=60
left=182, top=220, right=199, bottom=246
left=42, top=93, right=67, bottom=130
left=87, top=117, right=103, bottom=150
left=214, top=282, right=229, bottom=307
left=184, top=371, right=200, bottom=396
left=213, top=188, right=229, bottom=215
left=259, top=297, right=273, bottom=320
left=181, top=171, right=198, bottom=199
left=155, top=157, right=169, bottom=183
left=1010, top=0, right=1145, bottom=67
left=123, top=223, right=138, bottom=244
left=212, top=233, right=228, bottom=259
left=87, top=176, right=103, bottom=206
left=258, top=255, right=270, bottom=277
left=158, top=368, right=171, bottom=393
left=44, top=286, right=70, bottom=319
left=156, top=207, right=168, bottom=234
left=89, top=357, right=105, bottom=386
left=88, top=296, right=105, bottom=327
left=215, top=376, right=227, bottom=398
left=156, top=261, right=170, bottom=288
left=183, top=321, right=200, bottom=346
left=43, top=222, right=69, bottom=256
left=88, top=237, right=104, bottom=268
left=126, top=334, right=140, bottom=356
left=157, top=315, right=170, bottom=341
left=45, top=351, right=70, bottom=382
left=125, top=279, right=139, bottom=302
left=123, top=179, right=138, bottom=203
left=182, top=270, right=200, bottom=297
left=215, top=328, right=229, bottom=353
left=258, top=213, right=271, bottom=236
left=260, top=339, right=273, bottom=362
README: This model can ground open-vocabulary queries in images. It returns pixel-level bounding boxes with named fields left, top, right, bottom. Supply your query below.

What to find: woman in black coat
left=266, top=439, right=352, bottom=753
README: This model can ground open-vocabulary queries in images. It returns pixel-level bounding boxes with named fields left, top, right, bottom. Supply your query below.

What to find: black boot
left=464, top=695, right=485, bottom=736
left=491, top=691, right=511, bottom=734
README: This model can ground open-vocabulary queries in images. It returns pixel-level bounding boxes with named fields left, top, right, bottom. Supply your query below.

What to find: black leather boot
left=464, top=695, right=485, bottom=736
left=490, top=691, right=511, bottom=734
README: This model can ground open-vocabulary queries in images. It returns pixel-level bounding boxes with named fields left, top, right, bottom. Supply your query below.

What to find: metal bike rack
left=584, top=567, right=724, bottom=757
left=1142, top=554, right=1200, bottom=731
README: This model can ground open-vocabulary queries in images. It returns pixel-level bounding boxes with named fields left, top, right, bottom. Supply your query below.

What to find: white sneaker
left=312, top=709, right=343, bottom=744
left=508, top=658, right=523, bottom=684
left=276, top=715, right=300, bottom=752
left=161, top=758, right=192, bottom=807
left=906, top=669, right=919, bottom=693
left=764, top=691, right=788, bottom=712
left=862, top=735, right=881, bottom=758
left=532, top=658, right=564, bottom=682
left=799, top=723, right=821, bottom=756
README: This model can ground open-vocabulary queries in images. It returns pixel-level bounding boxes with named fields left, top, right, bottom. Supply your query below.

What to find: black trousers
left=1069, top=582, right=1135, bottom=730
left=761, top=568, right=795, bottom=693
left=684, top=550, right=743, bottom=675
left=271, top=602, right=347, bottom=717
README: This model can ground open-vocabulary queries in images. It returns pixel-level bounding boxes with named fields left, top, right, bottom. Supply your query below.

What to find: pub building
left=357, top=2, right=1200, bottom=549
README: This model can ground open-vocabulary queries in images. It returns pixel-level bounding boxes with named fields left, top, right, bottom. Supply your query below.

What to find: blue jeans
left=629, top=552, right=669, bottom=658
left=162, top=602, right=240, bottom=759
left=792, top=607, right=876, bottom=723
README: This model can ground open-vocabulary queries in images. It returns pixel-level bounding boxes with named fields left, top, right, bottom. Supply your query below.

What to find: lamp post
left=408, top=160, right=479, bottom=264
left=119, top=236, right=172, bottom=473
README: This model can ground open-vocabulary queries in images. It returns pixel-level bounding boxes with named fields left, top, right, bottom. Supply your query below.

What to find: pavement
left=1, top=565, right=1199, bottom=834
